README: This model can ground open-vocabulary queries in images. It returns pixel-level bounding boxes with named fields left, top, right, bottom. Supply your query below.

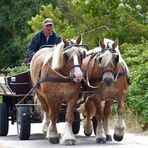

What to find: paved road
left=0, top=122, right=148, bottom=148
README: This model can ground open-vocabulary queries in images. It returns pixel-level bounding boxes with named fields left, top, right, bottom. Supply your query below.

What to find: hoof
left=96, top=137, right=106, bottom=144
left=106, top=135, right=112, bottom=141
left=49, top=137, right=59, bottom=144
left=64, top=139, right=76, bottom=145
left=113, top=134, right=123, bottom=141
left=84, top=131, right=92, bottom=137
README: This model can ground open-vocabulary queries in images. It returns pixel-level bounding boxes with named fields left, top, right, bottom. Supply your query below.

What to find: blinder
left=64, top=52, right=69, bottom=62
left=64, top=52, right=81, bottom=70
left=115, top=54, right=119, bottom=63
left=101, top=48, right=119, bottom=64
left=63, top=44, right=88, bottom=63
left=79, top=44, right=89, bottom=60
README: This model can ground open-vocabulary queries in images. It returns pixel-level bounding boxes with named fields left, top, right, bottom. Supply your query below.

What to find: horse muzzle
left=69, top=65, right=83, bottom=82
left=70, top=71, right=83, bottom=82
left=103, top=77, right=114, bottom=85
left=73, top=75, right=83, bottom=82
left=102, top=70, right=114, bottom=85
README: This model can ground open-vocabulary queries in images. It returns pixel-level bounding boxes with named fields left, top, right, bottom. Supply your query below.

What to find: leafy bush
left=120, top=41, right=148, bottom=129
left=1, top=63, right=29, bottom=76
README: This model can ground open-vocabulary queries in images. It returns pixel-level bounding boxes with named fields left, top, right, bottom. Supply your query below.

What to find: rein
left=83, top=52, right=103, bottom=89
left=48, top=62, right=72, bottom=79
left=37, top=61, right=77, bottom=84
left=38, top=64, right=82, bottom=83
left=84, top=70, right=103, bottom=89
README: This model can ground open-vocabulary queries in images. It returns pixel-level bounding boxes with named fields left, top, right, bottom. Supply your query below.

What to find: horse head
left=99, top=39, right=119, bottom=85
left=51, top=42, right=87, bottom=83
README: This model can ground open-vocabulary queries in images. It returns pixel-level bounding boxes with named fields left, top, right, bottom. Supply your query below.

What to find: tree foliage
left=27, top=4, right=77, bottom=41
left=0, top=0, right=49, bottom=69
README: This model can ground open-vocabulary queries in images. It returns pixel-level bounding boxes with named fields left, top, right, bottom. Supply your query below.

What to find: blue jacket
left=27, top=30, right=61, bottom=62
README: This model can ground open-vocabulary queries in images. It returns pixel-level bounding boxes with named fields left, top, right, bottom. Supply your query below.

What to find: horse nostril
left=76, top=78, right=81, bottom=82
left=73, top=74, right=82, bottom=82
left=103, top=78, right=113, bottom=85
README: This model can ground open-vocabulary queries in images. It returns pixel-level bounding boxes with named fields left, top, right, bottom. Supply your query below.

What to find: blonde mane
left=99, top=50, right=113, bottom=67
left=104, top=38, right=129, bottom=74
left=51, top=42, right=64, bottom=69
left=64, top=46, right=86, bottom=60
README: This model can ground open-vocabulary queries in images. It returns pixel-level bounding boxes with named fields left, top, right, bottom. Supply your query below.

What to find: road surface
left=0, top=122, right=148, bottom=148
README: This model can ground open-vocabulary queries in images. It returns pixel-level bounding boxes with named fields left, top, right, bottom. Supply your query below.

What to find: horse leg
left=83, top=98, right=93, bottom=136
left=113, top=92, right=126, bottom=141
left=36, top=92, right=49, bottom=134
left=60, top=99, right=77, bottom=145
left=46, top=102, right=60, bottom=144
left=103, top=101, right=113, bottom=141
left=42, top=112, right=50, bottom=134
left=94, top=99, right=106, bottom=144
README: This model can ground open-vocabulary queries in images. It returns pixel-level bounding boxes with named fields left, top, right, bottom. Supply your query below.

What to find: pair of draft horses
left=30, top=35, right=129, bottom=145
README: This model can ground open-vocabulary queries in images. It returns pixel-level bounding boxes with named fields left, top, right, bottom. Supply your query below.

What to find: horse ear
left=99, top=39, right=105, bottom=49
left=112, top=38, right=118, bottom=49
left=76, top=34, right=83, bottom=45
left=62, top=38, right=69, bottom=47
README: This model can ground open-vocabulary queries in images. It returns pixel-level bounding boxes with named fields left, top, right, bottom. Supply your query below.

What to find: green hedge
left=1, top=63, right=29, bottom=76
left=120, top=41, right=148, bottom=129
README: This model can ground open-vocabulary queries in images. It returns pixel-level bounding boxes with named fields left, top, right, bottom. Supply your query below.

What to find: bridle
left=100, top=48, right=119, bottom=80
left=83, top=47, right=127, bottom=88
left=37, top=44, right=87, bottom=84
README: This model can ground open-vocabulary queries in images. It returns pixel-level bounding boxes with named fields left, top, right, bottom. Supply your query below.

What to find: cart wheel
left=17, top=106, right=30, bottom=140
left=92, top=117, right=97, bottom=135
left=72, top=111, right=80, bottom=134
left=0, top=103, right=8, bottom=136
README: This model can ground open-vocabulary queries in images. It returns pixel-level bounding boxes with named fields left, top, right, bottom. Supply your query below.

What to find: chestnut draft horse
left=79, top=39, right=129, bottom=144
left=30, top=40, right=87, bottom=145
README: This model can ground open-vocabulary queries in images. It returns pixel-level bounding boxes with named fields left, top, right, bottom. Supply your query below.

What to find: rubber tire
left=72, top=111, right=80, bottom=134
left=92, top=117, right=97, bottom=135
left=17, top=106, right=30, bottom=140
left=0, top=103, right=8, bottom=136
